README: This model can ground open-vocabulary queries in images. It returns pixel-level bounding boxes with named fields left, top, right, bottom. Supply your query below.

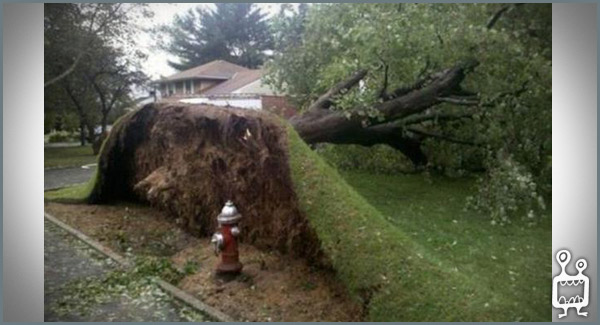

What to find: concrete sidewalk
left=44, top=219, right=205, bottom=321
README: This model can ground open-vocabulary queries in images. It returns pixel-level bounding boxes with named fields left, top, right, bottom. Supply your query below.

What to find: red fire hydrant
left=210, top=200, right=243, bottom=274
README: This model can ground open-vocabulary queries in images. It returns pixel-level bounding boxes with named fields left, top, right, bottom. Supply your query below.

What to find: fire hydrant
left=210, top=200, right=243, bottom=274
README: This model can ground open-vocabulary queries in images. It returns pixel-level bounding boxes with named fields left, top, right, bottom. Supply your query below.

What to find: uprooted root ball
left=89, top=103, right=320, bottom=260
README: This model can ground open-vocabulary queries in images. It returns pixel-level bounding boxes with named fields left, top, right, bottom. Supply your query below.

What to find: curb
left=44, top=212, right=130, bottom=267
left=155, top=279, right=234, bottom=322
left=44, top=212, right=235, bottom=322
left=44, top=164, right=97, bottom=171
left=44, top=182, right=88, bottom=192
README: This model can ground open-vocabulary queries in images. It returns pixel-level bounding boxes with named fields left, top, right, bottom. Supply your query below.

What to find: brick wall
left=261, top=95, right=297, bottom=119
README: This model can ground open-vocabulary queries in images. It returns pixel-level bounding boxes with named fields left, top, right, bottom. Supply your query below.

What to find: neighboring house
left=154, top=60, right=296, bottom=118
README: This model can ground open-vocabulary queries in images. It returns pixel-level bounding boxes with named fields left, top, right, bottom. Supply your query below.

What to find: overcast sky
left=138, top=3, right=285, bottom=80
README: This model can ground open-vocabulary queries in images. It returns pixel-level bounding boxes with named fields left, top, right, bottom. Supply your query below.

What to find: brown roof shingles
left=159, top=60, right=249, bottom=82
left=202, top=69, right=263, bottom=95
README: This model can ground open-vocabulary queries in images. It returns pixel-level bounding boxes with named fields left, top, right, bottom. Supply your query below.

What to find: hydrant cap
left=218, top=200, right=242, bottom=224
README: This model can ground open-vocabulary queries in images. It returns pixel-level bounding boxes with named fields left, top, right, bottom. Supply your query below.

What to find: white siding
left=179, top=97, right=262, bottom=110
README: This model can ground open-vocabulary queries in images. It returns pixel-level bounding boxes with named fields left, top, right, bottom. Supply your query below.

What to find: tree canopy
left=44, top=3, right=149, bottom=145
left=161, top=3, right=273, bottom=70
left=266, top=3, right=551, bottom=223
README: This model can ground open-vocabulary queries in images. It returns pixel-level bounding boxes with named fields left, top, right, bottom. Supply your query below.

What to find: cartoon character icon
left=552, top=249, right=589, bottom=318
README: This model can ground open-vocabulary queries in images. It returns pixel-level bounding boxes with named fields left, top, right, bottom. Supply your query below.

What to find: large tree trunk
left=85, top=122, right=96, bottom=145
left=101, top=114, right=108, bottom=134
left=79, top=122, right=86, bottom=146
left=290, top=59, right=480, bottom=167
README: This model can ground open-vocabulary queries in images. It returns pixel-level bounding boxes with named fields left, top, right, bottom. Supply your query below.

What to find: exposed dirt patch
left=172, top=243, right=361, bottom=322
left=90, top=103, right=321, bottom=261
left=45, top=202, right=197, bottom=256
left=45, top=202, right=362, bottom=322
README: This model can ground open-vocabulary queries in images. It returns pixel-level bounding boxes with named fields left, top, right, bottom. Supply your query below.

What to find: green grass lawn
left=339, top=171, right=551, bottom=321
left=44, top=182, right=94, bottom=203
left=287, top=126, right=551, bottom=321
left=45, top=145, right=97, bottom=169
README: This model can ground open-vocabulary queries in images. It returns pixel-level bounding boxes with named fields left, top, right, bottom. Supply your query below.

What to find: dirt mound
left=90, top=103, right=320, bottom=259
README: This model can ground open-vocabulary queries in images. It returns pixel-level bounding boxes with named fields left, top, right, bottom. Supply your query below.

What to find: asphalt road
left=44, top=166, right=96, bottom=190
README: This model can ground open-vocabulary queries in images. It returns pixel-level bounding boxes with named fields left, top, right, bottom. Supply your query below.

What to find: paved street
left=44, top=166, right=96, bottom=190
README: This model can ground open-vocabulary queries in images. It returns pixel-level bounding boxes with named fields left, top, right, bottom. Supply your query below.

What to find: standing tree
left=161, top=3, right=273, bottom=70
left=86, top=44, right=148, bottom=134
left=54, top=64, right=99, bottom=146
left=45, top=3, right=149, bottom=145
left=44, top=3, right=150, bottom=88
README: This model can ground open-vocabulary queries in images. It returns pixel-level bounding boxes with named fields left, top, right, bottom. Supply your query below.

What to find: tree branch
left=401, top=111, right=474, bottom=125
left=44, top=52, right=84, bottom=88
left=378, top=62, right=389, bottom=100
left=377, top=59, right=479, bottom=120
left=437, top=96, right=480, bottom=106
left=405, top=127, right=481, bottom=146
left=375, top=51, right=389, bottom=99
left=486, top=4, right=523, bottom=30
left=308, top=69, right=368, bottom=111
left=291, top=59, right=480, bottom=145
left=324, top=123, right=429, bottom=166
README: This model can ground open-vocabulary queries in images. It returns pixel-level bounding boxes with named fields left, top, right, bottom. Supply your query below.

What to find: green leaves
left=269, top=3, right=551, bottom=221
left=162, top=3, right=273, bottom=70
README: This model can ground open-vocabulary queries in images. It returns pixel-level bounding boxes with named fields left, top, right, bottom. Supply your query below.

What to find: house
left=154, top=60, right=296, bottom=118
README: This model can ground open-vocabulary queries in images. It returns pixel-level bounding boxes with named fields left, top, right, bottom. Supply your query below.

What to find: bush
left=48, top=130, right=77, bottom=143
left=315, top=143, right=414, bottom=174
left=421, top=139, right=486, bottom=177
left=466, top=156, right=546, bottom=225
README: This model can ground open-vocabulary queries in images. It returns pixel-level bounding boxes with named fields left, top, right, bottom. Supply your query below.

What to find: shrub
left=421, top=139, right=486, bottom=177
left=315, top=143, right=414, bottom=174
left=466, top=155, right=546, bottom=225
left=48, top=130, right=76, bottom=143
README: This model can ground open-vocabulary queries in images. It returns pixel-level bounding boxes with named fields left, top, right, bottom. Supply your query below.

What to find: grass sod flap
left=285, top=125, right=519, bottom=321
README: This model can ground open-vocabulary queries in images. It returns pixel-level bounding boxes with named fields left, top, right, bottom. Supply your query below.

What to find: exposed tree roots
left=90, top=103, right=321, bottom=261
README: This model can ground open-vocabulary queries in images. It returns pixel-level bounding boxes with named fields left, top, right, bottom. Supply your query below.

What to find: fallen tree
left=75, top=103, right=517, bottom=320
left=290, top=59, right=481, bottom=167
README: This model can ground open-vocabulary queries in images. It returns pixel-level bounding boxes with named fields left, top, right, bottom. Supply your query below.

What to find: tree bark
left=64, top=84, right=91, bottom=146
left=101, top=115, right=108, bottom=134
left=44, top=52, right=84, bottom=88
left=79, top=121, right=86, bottom=146
left=290, top=59, right=479, bottom=167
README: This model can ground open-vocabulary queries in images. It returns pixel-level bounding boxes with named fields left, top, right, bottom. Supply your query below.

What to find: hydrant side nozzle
left=211, top=232, right=224, bottom=256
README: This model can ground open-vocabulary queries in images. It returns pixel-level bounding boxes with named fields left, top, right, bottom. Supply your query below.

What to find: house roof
left=159, top=60, right=249, bottom=82
left=202, top=69, right=264, bottom=95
